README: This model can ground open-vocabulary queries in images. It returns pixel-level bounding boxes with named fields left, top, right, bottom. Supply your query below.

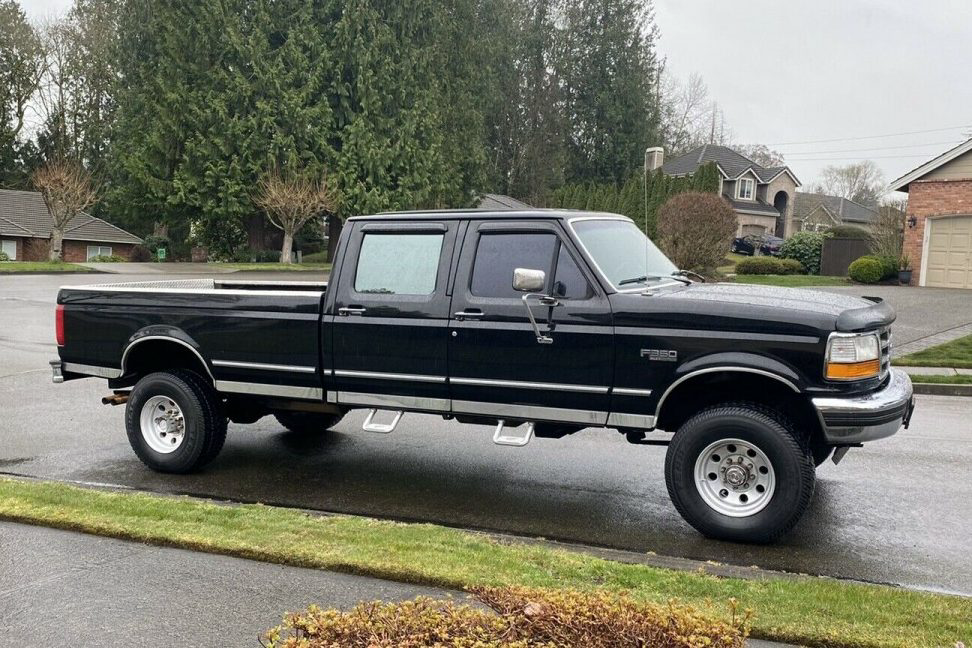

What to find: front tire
left=664, top=403, right=815, bottom=543
left=273, top=411, right=344, bottom=434
left=126, top=371, right=226, bottom=474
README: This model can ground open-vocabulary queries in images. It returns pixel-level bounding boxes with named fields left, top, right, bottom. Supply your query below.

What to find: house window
left=86, top=245, right=113, bottom=260
left=736, top=178, right=755, bottom=200
left=1, top=240, right=16, bottom=260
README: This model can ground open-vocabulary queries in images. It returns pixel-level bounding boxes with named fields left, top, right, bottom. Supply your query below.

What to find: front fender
left=672, top=352, right=804, bottom=391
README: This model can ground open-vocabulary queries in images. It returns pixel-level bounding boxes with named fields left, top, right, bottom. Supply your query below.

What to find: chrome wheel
left=694, top=438, right=776, bottom=517
left=140, top=395, right=186, bottom=454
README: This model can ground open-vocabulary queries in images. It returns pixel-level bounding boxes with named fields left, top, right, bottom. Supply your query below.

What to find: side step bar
left=362, top=409, right=403, bottom=433
left=493, top=420, right=534, bottom=447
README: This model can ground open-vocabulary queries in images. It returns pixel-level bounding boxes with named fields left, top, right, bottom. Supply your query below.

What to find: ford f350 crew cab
left=52, top=209, right=914, bottom=542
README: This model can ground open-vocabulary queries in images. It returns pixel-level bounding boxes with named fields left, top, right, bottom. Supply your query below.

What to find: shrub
left=657, top=192, right=738, bottom=275
left=131, top=245, right=153, bottom=262
left=0, top=251, right=8, bottom=262
left=849, top=256, right=883, bottom=283
left=827, top=224, right=871, bottom=239
left=778, top=258, right=806, bottom=275
left=779, top=231, right=828, bottom=275
left=263, top=586, right=748, bottom=648
left=736, top=257, right=783, bottom=275
left=854, top=254, right=897, bottom=279
left=89, top=254, right=124, bottom=262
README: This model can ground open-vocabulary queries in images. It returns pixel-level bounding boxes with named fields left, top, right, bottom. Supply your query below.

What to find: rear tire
left=126, top=371, right=226, bottom=474
left=273, top=411, right=344, bottom=434
left=664, top=402, right=815, bottom=543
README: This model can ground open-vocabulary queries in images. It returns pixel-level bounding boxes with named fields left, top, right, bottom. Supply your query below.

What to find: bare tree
left=870, top=198, right=906, bottom=261
left=735, top=143, right=785, bottom=168
left=255, top=170, right=337, bottom=263
left=816, top=161, right=885, bottom=207
left=32, top=157, right=97, bottom=261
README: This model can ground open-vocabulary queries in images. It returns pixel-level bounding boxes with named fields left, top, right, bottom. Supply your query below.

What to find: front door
left=327, top=219, right=459, bottom=413
left=447, top=220, right=614, bottom=426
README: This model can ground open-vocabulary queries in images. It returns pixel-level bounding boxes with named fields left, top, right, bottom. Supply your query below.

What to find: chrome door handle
left=339, top=306, right=367, bottom=316
left=454, top=310, right=484, bottom=320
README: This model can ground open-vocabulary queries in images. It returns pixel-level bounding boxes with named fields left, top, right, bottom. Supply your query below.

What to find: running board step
left=492, top=420, right=534, bottom=447
left=362, top=409, right=403, bottom=433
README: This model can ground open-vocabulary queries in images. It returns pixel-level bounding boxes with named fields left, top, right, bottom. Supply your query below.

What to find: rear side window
left=354, top=233, right=444, bottom=295
left=471, top=233, right=557, bottom=298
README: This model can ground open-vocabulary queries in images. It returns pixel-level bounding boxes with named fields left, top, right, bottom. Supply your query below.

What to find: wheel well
left=120, top=340, right=213, bottom=386
left=655, top=372, right=824, bottom=446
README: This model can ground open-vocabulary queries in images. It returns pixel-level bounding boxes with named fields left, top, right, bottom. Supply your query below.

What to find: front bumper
left=812, top=368, right=914, bottom=445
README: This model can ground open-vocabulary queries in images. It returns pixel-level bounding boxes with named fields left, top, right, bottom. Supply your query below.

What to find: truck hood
left=613, top=282, right=895, bottom=333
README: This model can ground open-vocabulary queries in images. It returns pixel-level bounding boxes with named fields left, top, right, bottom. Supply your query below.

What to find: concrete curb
left=911, top=382, right=972, bottom=397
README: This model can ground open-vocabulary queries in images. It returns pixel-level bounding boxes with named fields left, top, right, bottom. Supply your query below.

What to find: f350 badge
left=640, top=348, right=677, bottom=362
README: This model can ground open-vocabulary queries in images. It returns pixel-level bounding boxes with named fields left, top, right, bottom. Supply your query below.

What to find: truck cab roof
left=352, top=208, right=631, bottom=222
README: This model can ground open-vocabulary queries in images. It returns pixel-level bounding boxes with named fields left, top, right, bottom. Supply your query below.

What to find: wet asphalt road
left=2, top=273, right=971, bottom=597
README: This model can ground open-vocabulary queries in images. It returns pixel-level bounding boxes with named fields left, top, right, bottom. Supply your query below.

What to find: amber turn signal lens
left=826, top=359, right=880, bottom=380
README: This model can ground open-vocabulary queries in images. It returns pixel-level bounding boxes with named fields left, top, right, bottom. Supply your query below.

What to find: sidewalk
left=0, top=521, right=796, bottom=647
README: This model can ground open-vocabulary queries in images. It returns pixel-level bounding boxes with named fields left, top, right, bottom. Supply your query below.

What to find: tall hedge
left=545, top=162, right=720, bottom=237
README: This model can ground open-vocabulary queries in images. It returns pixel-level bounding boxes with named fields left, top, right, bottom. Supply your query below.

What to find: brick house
left=890, top=138, right=972, bottom=289
left=650, top=145, right=802, bottom=238
left=0, top=189, right=142, bottom=262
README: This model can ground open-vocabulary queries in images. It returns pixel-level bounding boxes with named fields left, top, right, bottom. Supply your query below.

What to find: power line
left=756, top=124, right=972, bottom=147
left=781, top=152, right=946, bottom=162
left=779, top=139, right=965, bottom=156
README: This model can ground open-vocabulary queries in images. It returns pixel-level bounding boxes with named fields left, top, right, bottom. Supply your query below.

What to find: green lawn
left=895, top=334, right=972, bottom=369
left=0, top=478, right=968, bottom=648
left=207, top=262, right=331, bottom=273
left=717, top=252, right=749, bottom=274
left=906, top=373, right=972, bottom=385
left=731, top=274, right=850, bottom=287
left=0, top=261, right=95, bottom=273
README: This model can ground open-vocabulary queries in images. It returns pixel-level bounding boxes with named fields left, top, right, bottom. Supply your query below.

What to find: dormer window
left=737, top=177, right=755, bottom=200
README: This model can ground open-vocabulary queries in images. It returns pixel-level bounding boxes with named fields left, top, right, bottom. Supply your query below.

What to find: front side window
left=86, top=245, right=112, bottom=260
left=737, top=178, right=755, bottom=200
left=471, top=233, right=557, bottom=298
left=354, top=233, right=443, bottom=295
left=571, top=218, right=677, bottom=290
left=1, top=239, right=16, bottom=260
left=552, top=243, right=593, bottom=299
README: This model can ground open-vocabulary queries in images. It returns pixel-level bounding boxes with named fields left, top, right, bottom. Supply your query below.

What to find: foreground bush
left=657, top=192, right=738, bottom=276
left=0, top=251, right=8, bottom=261
left=779, top=231, right=829, bottom=275
left=735, top=257, right=805, bottom=275
left=89, top=254, right=125, bottom=262
left=849, top=256, right=883, bottom=283
left=263, top=586, right=748, bottom=648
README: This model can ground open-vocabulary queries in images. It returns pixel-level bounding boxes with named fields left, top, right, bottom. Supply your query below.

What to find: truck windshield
left=571, top=218, right=678, bottom=290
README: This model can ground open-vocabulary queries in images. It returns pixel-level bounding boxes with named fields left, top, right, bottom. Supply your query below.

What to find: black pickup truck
left=52, top=209, right=914, bottom=542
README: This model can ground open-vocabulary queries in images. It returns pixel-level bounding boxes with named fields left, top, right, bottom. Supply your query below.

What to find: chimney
left=645, top=146, right=664, bottom=172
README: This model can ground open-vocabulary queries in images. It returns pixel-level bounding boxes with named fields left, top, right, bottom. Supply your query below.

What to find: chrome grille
left=879, top=327, right=892, bottom=378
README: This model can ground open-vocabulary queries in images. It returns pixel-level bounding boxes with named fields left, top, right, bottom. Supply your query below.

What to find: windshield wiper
left=619, top=274, right=690, bottom=287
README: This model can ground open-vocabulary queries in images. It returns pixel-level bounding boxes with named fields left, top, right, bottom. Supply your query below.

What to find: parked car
left=731, top=234, right=783, bottom=256
left=52, top=209, right=913, bottom=543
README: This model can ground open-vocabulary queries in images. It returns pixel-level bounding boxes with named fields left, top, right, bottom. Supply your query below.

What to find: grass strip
left=731, top=274, right=849, bottom=287
left=0, top=478, right=968, bottom=648
left=207, top=262, right=331, bottom=272
left=895, top=334, right=972, bottom=369
left=907, top=373, right=972, bottom=385
left=0, top=261, right=94, bottom=273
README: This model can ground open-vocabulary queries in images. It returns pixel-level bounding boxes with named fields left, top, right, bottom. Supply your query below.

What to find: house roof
left=793, top=191, right=878, bottom=225
left=889, top=137, right=972, bottom=192
left=476, top=193, right=533, bottom=210
left=0, top=189, right=142, bottom=245
left=661, top=144, right=801, bottom=186
left=726, top=197, right=782, bottom=216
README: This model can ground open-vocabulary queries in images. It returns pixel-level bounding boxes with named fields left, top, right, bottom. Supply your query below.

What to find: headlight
left=825, top=332, right=880, bottom=380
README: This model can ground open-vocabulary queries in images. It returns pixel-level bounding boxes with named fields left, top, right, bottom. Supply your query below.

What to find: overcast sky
left=22, top=0, right=972, bottom=190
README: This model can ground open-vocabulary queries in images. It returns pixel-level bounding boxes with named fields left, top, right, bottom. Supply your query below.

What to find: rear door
left=447, top=219, right=614, bottom=425
left=327, top=219, right=459, bottom=413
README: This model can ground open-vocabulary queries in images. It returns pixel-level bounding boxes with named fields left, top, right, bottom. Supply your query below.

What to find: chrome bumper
left=812, top=368, right=914, bottom=445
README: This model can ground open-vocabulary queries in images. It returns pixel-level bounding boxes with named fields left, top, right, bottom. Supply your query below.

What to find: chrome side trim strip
left=450, top=376, right=609, bottom=394
left=334, top=369, right=447, bottom=383
left=453, top=400, right=608, bottom=426
left=607, top=412, right=655, bottom=429
left=336, top=391, right=451, bottom=411
left=212, top=359, right=317, bottom=374
left=654, top=367, right=799, bottom=422
left=121, top=335, right=215, bottom=382
left=62, top=362, right=123, bottom=379
left=215, top=381, right=323, bottom=400
left=612, top=387, right=653, bottom=397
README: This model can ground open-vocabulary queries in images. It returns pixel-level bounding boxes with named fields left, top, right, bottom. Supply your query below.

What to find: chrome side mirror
left=512, top=267, right=546, bottom=293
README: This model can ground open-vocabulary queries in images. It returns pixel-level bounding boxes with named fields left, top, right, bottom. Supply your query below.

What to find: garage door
left=925, top=216, right=972, bottom=289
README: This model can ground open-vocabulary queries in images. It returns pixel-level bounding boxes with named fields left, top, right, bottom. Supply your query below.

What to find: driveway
left=2, top=272, right=971, bottom=597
